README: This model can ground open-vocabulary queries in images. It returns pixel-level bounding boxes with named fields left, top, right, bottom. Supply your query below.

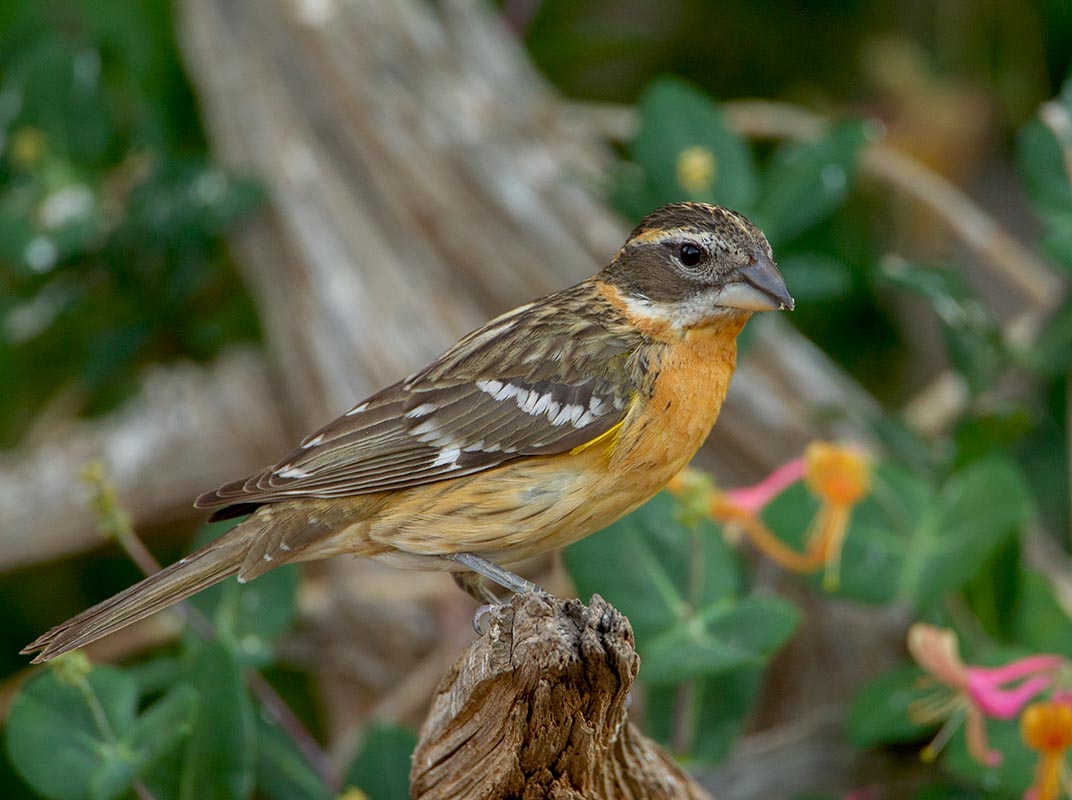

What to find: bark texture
left=412, top=593, right=710, bottom=800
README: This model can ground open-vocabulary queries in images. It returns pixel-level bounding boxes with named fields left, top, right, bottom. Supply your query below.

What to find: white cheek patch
left=617, top=293, right=663, bottom=322
left=620, top=287, right=736, bottom=329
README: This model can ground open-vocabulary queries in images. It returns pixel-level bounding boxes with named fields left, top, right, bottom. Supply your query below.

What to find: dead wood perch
left=411, top=592, right=710, bottom=800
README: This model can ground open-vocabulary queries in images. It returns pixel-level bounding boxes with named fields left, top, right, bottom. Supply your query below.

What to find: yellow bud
left=666, top=467, right=709, bottom=497
left=10, top=127, right=47, bottom=168
left=337, top=789, right=369, bottom=800
left=667, top=467, right=715, bottom=527
left=51, top=651, right=93, bottom=687
left=676, top=146, right=717, bottom=195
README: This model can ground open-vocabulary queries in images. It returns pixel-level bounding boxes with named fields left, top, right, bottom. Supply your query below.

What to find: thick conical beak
left=715, top=251, right=794, bottom=312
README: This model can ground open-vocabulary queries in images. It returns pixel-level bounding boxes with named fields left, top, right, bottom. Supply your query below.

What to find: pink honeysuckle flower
left=969, top=656, right=1065, bottom=719
left=908, top=624, right=1064, bottom=768
left=723, top=457, right=805, bottom=514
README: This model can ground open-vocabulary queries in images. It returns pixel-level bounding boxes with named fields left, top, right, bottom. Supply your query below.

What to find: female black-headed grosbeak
left=25, top=202, right=792, bottom=662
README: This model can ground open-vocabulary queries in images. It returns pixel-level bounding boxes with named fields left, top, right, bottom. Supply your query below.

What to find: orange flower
left=1023, top=701, right=1072, bottom=800
left=802, top=442, right=870, bottom=589
left=690, top=442, right=870, bottom=588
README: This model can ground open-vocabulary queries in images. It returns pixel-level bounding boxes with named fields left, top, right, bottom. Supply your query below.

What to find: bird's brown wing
left=195, top=286, right=651, bottom=515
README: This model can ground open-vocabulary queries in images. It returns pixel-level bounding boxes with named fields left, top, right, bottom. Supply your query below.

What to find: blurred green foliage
left=6, top=2, right=1072, bottom=800
left=4, top=519, right=415, bottom=800
left=0, top=1, right=260, bottom=447
left=520, top=0, right=1072, bottom=126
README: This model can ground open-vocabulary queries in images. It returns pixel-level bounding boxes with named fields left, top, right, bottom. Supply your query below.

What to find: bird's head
left=601, top=202, right=793, bottom=329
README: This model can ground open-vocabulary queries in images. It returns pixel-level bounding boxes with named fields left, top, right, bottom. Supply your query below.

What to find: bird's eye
left=677, top=243, right=705, bottom=268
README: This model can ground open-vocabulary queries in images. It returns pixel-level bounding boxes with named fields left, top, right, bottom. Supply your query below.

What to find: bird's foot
left=471, top=603, right=496, bottom=635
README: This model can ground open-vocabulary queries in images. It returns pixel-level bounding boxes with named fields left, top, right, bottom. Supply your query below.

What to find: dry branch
left=412, top=592, right=710, bottom=800
left=0, top=351, right=286, bottom=572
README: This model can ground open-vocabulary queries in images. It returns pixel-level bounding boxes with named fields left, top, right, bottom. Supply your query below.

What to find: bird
left=23, top=202, right=792, bottom=663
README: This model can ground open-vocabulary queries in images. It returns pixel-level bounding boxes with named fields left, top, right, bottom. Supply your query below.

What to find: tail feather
left=22, top=532, right=252, bottom=664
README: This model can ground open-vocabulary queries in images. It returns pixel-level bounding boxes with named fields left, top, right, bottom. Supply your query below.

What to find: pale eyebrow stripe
left=627, top=226, right=704, bottom=246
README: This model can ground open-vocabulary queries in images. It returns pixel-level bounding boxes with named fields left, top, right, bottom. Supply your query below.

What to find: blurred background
left=2, top=1, right=1072, bottom=798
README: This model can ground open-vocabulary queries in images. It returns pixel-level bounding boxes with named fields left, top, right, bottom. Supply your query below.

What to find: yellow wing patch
left=568, top=391, right=638, bottom=459
left=569, top=419, right=625, bottom=456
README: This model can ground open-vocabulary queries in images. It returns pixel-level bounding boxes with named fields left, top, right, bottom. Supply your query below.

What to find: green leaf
left=846, top=664, right=931, bottom=747
left=9, top=40, right=114, bottom=163
left=641, top=596, right=799, bottom=685
left=1017, top=117, right=1072, bottom=219
left=131, top=684, right=197, bottom=769
left=901, top=457, right=1032, bottom=607
left=179, top=642, right=256, bottom=800
left=630, top=78, right=757, bottom=210
left=565, top=492, right=740, bottom=646
left=1030, top=293, right=1072, bottom=375
left=1014, top=570, right=1072, bottom=656
left=128, top=655, right=183, bottom=696
left=566, top=492, right=797, bottom=683
left=951, top=408, right=1035, bottom=468
left=942, top=714, right=1035, bottom=797
left=5, top=664, right=138, bottom=800
left=881, top=259, right=1006, bottom=394
left=825, top=516, right=906, bottom=604
left=645, top=666, right=763, bottom=764
left=826, top=465, right=930, bottom=604
left=756, top=120, right=868, bottom=243
left=609, top=162, right=658, bottom=222
left=684, top=667, right=765, bottom=762
left=342, top=723, right=417, bottom=800
left=868, top=464, right=935, bottom=537
left=188, top=521, right=300, bottom=666
left=256, top=714, right=332, bottom=800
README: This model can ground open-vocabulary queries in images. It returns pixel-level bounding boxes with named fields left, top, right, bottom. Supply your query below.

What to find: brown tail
left=21, top=528, right=255, bottom=664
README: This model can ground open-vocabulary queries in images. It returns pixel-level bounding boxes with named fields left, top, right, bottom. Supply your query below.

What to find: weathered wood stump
left=411, top=593, right=710, bottom=800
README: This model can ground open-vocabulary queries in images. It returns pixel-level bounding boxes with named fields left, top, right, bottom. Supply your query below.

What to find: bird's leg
left=452, top=570, right=502, bottom=605
left=443, top=552, right=543, bottom=600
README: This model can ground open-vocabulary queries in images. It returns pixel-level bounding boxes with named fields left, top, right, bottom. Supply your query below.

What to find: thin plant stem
left=70, top=673, right=156, bottom=800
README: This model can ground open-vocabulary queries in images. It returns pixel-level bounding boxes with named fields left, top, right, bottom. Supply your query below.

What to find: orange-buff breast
left=358, top=314, right=743, bottom=569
